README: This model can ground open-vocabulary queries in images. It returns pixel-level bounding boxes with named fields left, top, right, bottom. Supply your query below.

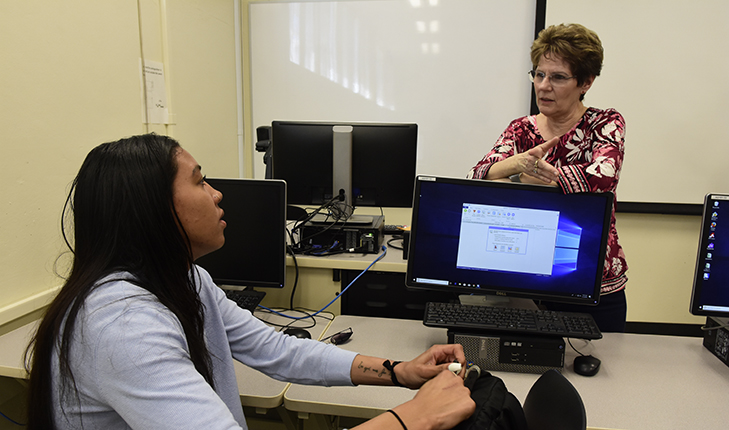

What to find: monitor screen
left=195, top=178, right=287, bottom=288
left=690, top=193, right=729, bottom=317
left=405, top=176, right=613, bottom=305
left=270, top=121, right=417, bottom=208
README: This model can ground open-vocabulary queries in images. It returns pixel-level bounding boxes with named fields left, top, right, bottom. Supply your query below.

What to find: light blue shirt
left=52, top=266, right=357, bottom=429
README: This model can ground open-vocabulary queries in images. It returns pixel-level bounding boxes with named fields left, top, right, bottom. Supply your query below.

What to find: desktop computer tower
left=300, top=215, right=384, bottom=254
left=449, top=331, right=565, bottom=374
left=703, top=317, right=729, bottom=368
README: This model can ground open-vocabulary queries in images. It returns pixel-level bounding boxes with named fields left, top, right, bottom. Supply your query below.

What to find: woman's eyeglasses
left=322, top=327, right=353, bottom=345
left=528, top=70, right=576, bottom=86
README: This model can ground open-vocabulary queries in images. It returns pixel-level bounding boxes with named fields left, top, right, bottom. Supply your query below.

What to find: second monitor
left=270, top=121, right=417, bottom=210
left=406, top=176, right=614, bottom=306
left=195, top=178, right=287, bottom=289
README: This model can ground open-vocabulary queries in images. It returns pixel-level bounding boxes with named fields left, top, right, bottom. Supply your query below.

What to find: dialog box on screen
left=456, top=203, right=560, bottom=276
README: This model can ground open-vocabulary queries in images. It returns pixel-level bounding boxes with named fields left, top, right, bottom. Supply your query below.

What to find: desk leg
left=276, top=407, right=303, bottom=430
left=279, top=409, right=339, bottom=430
left=304, top=414, right=339, bottom=430
left=0, top=377, right=28, bottom=427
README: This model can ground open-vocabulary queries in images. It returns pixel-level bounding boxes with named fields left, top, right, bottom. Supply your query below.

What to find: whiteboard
left=249, top=0, right=537, bottom=188
left=546, top=0, right=729, bottom=205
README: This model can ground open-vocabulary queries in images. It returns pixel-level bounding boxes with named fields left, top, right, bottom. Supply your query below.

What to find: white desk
left=0, top=320, right=35, bottom=379
left=284, top=315, right=729, bottom=430
left=284, top=317, right=437, bottom=419
left=286, top=245, right=407, bottom=273
left=235, top=309, right=332, bottom=410
left=6, top=311, right=729, bottom=429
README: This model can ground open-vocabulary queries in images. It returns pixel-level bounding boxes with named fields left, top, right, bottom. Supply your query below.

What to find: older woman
left=467, top=23, right=628, bottom=332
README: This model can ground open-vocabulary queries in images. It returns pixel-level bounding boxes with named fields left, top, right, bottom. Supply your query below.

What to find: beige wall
left=619, top=213, right=704, bottom=325
left=0, top=0, right=709, bottom=328
left=237, top=0, right=707, bottom=327
left=0, top=0, right=240, bottom=326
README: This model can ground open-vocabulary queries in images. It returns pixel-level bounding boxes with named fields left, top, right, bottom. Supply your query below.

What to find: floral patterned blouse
left=467, top=107, right=628, bottom=294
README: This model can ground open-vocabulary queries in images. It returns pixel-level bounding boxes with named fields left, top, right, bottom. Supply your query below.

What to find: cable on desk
left=0, top=410, right=26, bottom=427
left=293, top=307, right=335, bottom=321
left=567, top=337, right=594, bottom=356
left=287, top=244, right=299, bottom=311
left=288, top=196, right=353, bottom=253
left=287, top=199, right=386, bottom=256
left=258, top=245, right=388, bottom=321
left=386, top=235, right=404, bottom=250
left=255, top=307, right=334, bottom=331
left=701, top=320, right=729, bottom=331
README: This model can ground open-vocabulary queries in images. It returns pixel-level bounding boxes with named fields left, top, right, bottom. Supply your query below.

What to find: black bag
left=452, top=371, right=528, bottom=430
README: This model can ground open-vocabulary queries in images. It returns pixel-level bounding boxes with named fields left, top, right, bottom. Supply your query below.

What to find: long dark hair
left=24, top=134, right=214, bottom=429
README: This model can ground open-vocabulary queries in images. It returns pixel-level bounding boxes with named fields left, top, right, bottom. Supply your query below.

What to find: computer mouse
left=573, top=355, right=601, bottom=376
left=283, top=327, right=311, bottom=339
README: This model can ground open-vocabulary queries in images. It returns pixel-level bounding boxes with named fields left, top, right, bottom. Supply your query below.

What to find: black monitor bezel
left=195, top=178, right=287, bottom=288
left=270, top=120, right=418, bottom=208
left=689, top=193, right=729, bottom=317
left=405, top=175, right=613, bottom=305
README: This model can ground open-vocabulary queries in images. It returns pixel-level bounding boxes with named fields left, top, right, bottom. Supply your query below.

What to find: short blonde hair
left=531, top=23, right=603, bottom=86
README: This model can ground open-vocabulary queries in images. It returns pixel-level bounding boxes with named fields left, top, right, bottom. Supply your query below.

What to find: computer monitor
left=689, top=193, right=729, bottom=317
left=405, top=176, right=614, bottom=305
left=270, top=121, right=417, bottom=208
left=195, top=178, right=287, bottom=288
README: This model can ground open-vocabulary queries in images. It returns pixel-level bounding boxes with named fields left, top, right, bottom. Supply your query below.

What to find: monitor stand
left=458, top=294, right=538, bottom=310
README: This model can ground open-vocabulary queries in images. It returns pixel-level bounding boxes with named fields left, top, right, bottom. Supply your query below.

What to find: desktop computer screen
left=270, top=121, right=417, bottom=208
left=195, top=178, right=287, bottom=288
left=690, top=193, right=729, bottom=317
left=405, top=176, right=613, bottom=305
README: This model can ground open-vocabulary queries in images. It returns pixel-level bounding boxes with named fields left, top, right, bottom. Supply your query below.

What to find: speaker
left=449, top=331, right=565, bottom=374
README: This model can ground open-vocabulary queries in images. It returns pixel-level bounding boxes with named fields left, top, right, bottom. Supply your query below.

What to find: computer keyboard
left=423, top=302, right=603, bottom=340
left=224, top=289, right=266, bottom=312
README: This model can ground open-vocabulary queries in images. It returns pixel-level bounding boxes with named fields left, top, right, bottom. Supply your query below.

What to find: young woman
left=25, top=134, right=474, bottom=429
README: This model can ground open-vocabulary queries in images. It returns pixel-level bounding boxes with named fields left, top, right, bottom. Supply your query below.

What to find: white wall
left=0, top=0, right=240, bottom=325
left=546, top=0, right=710, bottom=324
left=248, top=0, right=537, bottom=181
left=547, top=0, right=729, bottom=205
left=0, top=0, right=713, bottom=327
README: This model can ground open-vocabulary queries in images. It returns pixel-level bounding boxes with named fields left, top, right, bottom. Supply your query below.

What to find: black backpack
left=453, top=371, right=528, bottom=430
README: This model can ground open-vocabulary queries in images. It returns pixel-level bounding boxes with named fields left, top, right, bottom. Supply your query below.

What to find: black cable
left=291, top=196, right=357, bottom=251
left=287, top=245, right=299, bottom=310
left=386, top=235, right=404, bottom=250
left=255, top=307, right=335, bottom=332
left=255, top=307, right=317, bottom=330
left=567, top=338, right=592, bottom=356
left=294, top=307, right=335, bottom=321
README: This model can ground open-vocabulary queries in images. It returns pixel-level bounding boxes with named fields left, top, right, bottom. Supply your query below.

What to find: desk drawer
left=339, top=270, right=455, bottom=320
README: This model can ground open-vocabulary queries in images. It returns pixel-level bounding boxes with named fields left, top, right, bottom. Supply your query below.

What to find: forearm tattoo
left=357, top=360, right=389, bottom=379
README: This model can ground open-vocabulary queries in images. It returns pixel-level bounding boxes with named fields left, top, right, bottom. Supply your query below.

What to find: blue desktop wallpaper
left=692, top=197, right=729, bottom=315
left=407, top=179, right=612, bottom=303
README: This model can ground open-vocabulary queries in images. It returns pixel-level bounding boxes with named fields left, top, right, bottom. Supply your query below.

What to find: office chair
left=522, top=369, right=587, bottom=430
